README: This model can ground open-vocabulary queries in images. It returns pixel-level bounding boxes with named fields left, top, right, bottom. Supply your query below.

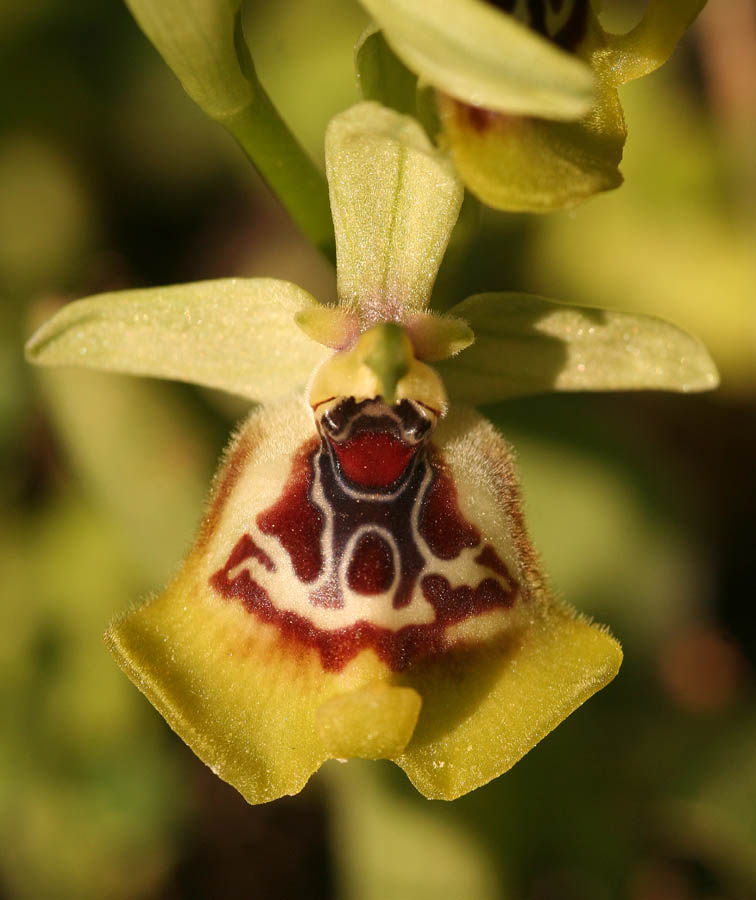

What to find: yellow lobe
left=317, top=681, right=422, bottom=759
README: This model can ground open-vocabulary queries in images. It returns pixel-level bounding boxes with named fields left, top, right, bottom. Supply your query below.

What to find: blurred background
left=1, top=0, right=755, bottom=897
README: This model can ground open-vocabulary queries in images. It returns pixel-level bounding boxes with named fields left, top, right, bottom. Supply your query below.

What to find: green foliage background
left=1, top=0, right=755, bottom=897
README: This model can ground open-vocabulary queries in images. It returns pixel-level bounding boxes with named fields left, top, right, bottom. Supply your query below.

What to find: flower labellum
left=26, top=103, right=718, bottom=803
left=104, top=337, right=620, bottom=801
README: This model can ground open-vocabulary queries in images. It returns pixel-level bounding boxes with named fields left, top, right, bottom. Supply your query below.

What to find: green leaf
left=358, top=0, right=595, bottom=120
left=124, top=0, right=251, bottom=122
left=25, top=279, right=330, bottom=403
left=326, top=102, right=463, bottom=319
left=436, top=293, right=720, bottom=405
left=606, top=0, right=708, bottom=83
left=356, top=26, right=419, bottom=117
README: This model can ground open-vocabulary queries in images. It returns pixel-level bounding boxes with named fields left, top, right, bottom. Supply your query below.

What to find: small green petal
left=295, top=305, right=360, bottom=350
left=124, top=0, right=251, bottom=123
left=355, top=26, right=420, bottom=117
left=605, top=0, right=708, bottom=84
left=359, top=0, right=595, bottom=119
left=326, top=102, right=463, bottom=320
left=436, top=292, right=720, bottom=405
left=404, top=312, right=474, bottom=362
left=25, top=278, right=330, bottom=403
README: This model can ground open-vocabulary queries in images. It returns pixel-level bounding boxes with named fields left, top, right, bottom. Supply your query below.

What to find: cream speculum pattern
left=210, top=361, right=520, bottom=674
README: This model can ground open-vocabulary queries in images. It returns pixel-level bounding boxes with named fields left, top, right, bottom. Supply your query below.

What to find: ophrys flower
left=26, top=103, right=717, bottom=802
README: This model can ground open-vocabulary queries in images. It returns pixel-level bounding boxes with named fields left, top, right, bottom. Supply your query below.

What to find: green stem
left=224, top=14, right=336, bottom=262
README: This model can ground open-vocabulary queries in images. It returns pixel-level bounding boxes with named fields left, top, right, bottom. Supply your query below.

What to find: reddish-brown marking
left=331, top=432, right=417, bottom=487
left=346, top=532, right=395, bottom=595
left=420, top=574, right=515, bottom=620
left=210, top=426, right=521, bottom=672
left=256, top=437, right=323, bottom=583
left=419, top=457, right=480, bottom=559
left=209, top=534, right=273, bottom=610
left=226, top=532, right=275, bottom=573
left=462, top=103, right=500, bottom=133
left=211, top=541, right=517, bottom=672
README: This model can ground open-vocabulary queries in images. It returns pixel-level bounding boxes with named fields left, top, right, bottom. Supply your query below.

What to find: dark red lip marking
left=211, top=533, right=516, bottom=672
left=331, top=431, right=417, bottom=488
left=346, top=532, right=395, bottom=595
left=257, top=438, right=323, bottom=583
left=210, top=422, right=520, bottom=672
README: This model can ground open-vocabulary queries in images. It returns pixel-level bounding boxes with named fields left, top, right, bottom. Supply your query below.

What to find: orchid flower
left=356, top=0, right=708, bottom=211
left=26, top=102, right=718, bottom=803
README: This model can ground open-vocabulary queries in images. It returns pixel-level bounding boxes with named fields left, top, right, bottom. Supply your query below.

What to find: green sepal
left=357, top=0, right=595, bottom=120
left=326, top=102, right=463, bottom=319
left=436, top=292, right=720, bottom=405
left=25, top=278, right=330, bottom=403
left=356, top=26, right=419, bottom=118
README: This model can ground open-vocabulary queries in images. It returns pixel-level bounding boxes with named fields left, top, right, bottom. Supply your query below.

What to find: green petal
left=124, top=0, right=251, bottom=122
left=436, top=293, right=720, bottom=405
left=326, top=102, right=463, bottom=319
left=404, top=312, right=474, bottom=362
left=358, top=0, right=595, bottom=119
left=295, top=305, right=359, bottom=350
left=25, top=278, right=330, bottom=403
left=355, top=26, right=419, bottom=117
left=605, top=0, right=708, bottom=84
